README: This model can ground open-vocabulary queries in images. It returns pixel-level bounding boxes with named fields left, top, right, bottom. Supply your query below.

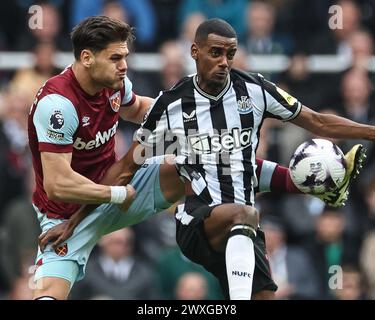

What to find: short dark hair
left=71, top=15, right=134, bottom=60
left=194, top=18, right=237, bottom=43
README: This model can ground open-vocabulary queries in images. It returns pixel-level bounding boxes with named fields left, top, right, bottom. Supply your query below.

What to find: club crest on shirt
left=49, top=110, right=64, bottom=130
left=237, top=96, right=253, bottom=114
left=54, top=243, right=68, bottom=257
left=109, top=91, right=121, bottom=112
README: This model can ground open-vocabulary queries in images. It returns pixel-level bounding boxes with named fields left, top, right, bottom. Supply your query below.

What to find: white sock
left=225, top=226, right=256, bottom=300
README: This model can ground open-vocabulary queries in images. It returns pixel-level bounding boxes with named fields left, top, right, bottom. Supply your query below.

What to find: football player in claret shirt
left=29, top=16, right=187, bottom=300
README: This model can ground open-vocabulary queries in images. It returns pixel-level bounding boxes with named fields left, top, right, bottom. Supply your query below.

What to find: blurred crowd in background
left=0, top=0, right=375, bottom=300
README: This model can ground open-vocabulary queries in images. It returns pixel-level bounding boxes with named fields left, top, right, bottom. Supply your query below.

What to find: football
left=289, top=139, right=347, bottom=194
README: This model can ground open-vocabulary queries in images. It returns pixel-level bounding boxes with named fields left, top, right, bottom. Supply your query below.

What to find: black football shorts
left=175, top=201, right=278, bottom=299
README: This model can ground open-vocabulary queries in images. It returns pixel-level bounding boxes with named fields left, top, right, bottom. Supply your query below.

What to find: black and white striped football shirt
left=136, top=69, right=301, bottom=207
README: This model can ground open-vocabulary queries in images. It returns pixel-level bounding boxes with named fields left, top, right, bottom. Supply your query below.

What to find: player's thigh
left=175, top=201, right=258, bottom=256
left=34, top=206, right=109, bottom=287
left=175, top=202, right=222, bottom=264
left=175, top=203, right=229, bottom=295
left=253, top=290, right=275, bottom=300
left=175, top=204, right=277, bottom=298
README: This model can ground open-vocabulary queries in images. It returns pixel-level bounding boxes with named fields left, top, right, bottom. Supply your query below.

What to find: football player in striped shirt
left=113, top=19, right=371, bottom=299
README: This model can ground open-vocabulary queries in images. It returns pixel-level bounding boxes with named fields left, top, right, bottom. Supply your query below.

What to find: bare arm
left=41, top=152, right=112, bottom=204
left=291, top=105, right=375, bottom=140
left=104, top=140, right=145, bottom=186
left=119, top=95, right=154, bottom=124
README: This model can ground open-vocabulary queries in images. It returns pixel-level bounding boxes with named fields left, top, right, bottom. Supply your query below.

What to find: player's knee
left=33, top=284, right=64, bottom=300
left=230, top=205, right=259, bottom=229
left=33, top=288, right=68, bottom=301
left=252, top=290, right=275, bottom=300
left=33, top=285, right=61, bottom=300
left=33, top=276, right=72, bottom=300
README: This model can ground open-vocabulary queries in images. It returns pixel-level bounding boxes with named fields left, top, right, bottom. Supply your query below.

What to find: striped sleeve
left=135, top=93, right=169, bottom=147
left=262, top=77, right=302, bottom=121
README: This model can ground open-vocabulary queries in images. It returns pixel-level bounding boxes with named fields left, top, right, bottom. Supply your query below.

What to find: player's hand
left=38, top=220, right=75, bottom=253
left=119, top=184, right=136, bottom=211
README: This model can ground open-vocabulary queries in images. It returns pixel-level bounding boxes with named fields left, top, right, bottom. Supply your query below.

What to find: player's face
left=192, top=34, right=237, bottom=93
left=90, top=41, right=129, bottom=90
